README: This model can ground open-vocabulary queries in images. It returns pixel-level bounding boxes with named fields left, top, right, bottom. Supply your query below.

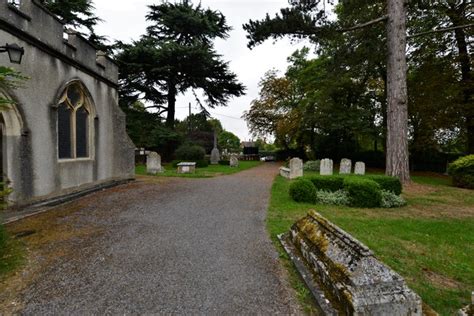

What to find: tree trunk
left=386, top=0, right=410, bottom=183
left=166, top=82, right=177, bottom=128
left=447, top=5, right=473, bottom=153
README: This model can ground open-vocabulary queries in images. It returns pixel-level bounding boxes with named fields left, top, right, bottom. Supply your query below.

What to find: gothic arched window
left=57, top=83, right=91, bottom=159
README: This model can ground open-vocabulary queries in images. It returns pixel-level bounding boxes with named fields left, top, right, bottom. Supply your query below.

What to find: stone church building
left=0, top=0, right=135, bottom=206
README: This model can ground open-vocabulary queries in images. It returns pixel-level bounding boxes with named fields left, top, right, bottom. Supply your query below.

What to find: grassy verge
left=136, top=161, right=262, bottom=178
left=0, top=224, right=24, bottom=280
left=268, top=172, right=474, bottom=315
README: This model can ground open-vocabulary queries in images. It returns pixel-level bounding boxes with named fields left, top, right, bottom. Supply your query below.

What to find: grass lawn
left=0, top=224, right=24, bottom=280
left=136, top=161, right=262, bottom=178
left=268, top=171, right=474, bottom=315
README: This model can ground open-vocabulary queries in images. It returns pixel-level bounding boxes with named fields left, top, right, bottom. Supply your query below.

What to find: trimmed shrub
left=343, top=177, right=382, bottom=208
left=380, top=190, right=406, bottom=208
left=304, top=160, right=321, bottom=172
left=172, top=160, right=209, bottom=168
left=174, top=145, right=206, bottom=161
left=315, top=190, right=350, bottom=206
left=366, top=175, right=402, bottom=195
left=289, top=179, right=317, bottom=203
left=448, top=155, right=474, bottom=189
left=218, top=160, right=230, bottom=166
left=308, top=175, right=344, bottom=192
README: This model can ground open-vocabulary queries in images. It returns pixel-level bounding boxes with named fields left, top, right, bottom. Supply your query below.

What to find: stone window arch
left=57, top=82, right=94, bottom=160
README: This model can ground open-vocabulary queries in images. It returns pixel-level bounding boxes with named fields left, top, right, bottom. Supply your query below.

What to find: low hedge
left=289, top=179, right=317, bottom=203
left=218, top=160, right=230, bottom=166
left=448, top=155, right=474, bottom=189
left=308, top=175, right=344, bottom=192
left=343, top=177, right=382, bottom=208
left=172, top=160, right=209, bottom=168
left=174, top=145, right=206, bottom=161
left=366, top=175, right=402, bottom=195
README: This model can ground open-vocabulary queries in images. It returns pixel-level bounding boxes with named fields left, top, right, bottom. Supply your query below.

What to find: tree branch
left=340, top=15, right=388, bottom=33
left=408, top=23, right=474, bottom=38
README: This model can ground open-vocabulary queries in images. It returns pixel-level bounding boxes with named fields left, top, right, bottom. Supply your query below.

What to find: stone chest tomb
left=0, top=0, right=135, bottom=206
left=280, top=211, right=422, bottom=315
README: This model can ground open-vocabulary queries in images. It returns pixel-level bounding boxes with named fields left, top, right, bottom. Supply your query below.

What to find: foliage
left=303, top=160, right=320, bottom=172
left=171, top=159, right=209, bottom=168
left=218, top=131, right=240, bottom=152
left=315, top=190, right=350, bottom=206
left=0, top=67, right=26, bottom=109
left=116, top=1, right=245, bottom=128
left=289, top=179, right=317, bottom=203
left=308, top=175, right=344, bottom=192
left=366, top=175, right=403, bottom=195
left=218, top=160, right=230, bottom=166
left=174, top=145, right=206, bottom=161
left=380, top=190, right=407, bottom=208
left=448, top=155, right=474, bottom=189
left=343, top=177, right=382, bottom=208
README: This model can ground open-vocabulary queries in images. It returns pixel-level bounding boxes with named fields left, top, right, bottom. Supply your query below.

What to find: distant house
left=241, top=141, right=259, bottom=156
left=0, top=0, right=135, bottom=206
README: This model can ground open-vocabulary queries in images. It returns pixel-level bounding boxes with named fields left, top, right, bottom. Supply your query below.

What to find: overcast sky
left=94, top=0, right=311, bottom=141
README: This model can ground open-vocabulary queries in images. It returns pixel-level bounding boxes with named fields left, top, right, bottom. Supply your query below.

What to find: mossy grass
left=268, top=172, right=474, bottom=315
left=0, top=225, right=24, bottom=279
left=136, top=161, right=262, bottom=178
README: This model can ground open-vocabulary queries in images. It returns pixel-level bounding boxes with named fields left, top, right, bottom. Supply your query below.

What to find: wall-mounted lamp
left=0, top=43, right=25, bottom=64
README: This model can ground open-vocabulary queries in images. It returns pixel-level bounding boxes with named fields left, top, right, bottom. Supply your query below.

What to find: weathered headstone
left=230, top=155, right=239, bottom=168
left=354, top=161, right=366, bottom=175
left=177, top=162, right=196, bottom=174
left=339, top=158, right=352, bottom=174
left=279, top=211, right=422, bottom=315
left=289, top=158, right=303, bottom=179
left=320, top=159, right=333, bottom=175
left=146, top=152, right=162, bottom=174
left=210, top=131, right=220, bottom=165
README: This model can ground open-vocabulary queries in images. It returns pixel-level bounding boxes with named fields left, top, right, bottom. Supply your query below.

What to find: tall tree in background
left=117, top=1, right=245, bottom=128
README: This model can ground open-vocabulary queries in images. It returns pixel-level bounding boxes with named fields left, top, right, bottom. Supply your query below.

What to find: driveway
left=2, top=163, right=300, bottom=315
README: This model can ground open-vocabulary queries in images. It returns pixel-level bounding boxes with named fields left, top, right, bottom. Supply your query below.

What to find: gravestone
left=289, top=158, right=304, bottom=179
left=279, top=211, right=422, bottom=315
left=177, top=162, right=196, bottom=174
left=320, top=159, right=333, bottom=175
left=146, top=152, right=162, bottom=174
left=339, top=158, right=352, bottom=174
left=354, top=161, right=366, bottom=175
left=230, top=155, right=239, bottom=168
left=210, top=131, right=220, bottom=165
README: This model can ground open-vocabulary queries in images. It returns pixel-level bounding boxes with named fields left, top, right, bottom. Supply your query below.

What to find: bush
left=289, top=179, right=317, bottom=203
left=304, top=160, right=321, bottom=172
left=380, top=190, right=406, bottom=208
left=174, top=145, right=206, bottom=161
left=218, top=160, right=230, bottom=166
left=308, top=175, right=344, bottom=192
left=366, top=175, right=402, bottom=195
left=172, top=160, right=209, bottom=168
left=343, top=177, right=382, bottom=208
left=448, top=155, right=474, bottom=189
left=315, top=190, right=350, bottom=206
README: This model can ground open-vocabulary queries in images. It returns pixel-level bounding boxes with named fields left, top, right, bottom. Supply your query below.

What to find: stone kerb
left=146, top=152, right=162, bottom=175
left=339, top=158, right=352, bottom=174
left=320, top=159, right=333, bottom=175
left=354, top=161, right=366, bottom=175
left=281, top=211, right=422, bottom=315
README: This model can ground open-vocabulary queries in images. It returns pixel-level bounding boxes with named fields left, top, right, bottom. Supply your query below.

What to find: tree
left=218, top=131, right=240, bottom=152
left=117, top=1, right=245, bottom=128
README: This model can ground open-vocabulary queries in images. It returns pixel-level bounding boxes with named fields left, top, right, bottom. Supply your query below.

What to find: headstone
left=230, top=155, right=239, bottom=168
left=320, top=159, right=333, bottom=175
left=146, top=152, right=162, bottom=174
left=210, top=131, right=220, bottom=165
left=339, top=158, right=352, bottom=174
left=280, top=211, right=422, bottom=315
left=289, top=158, right=303, bottom=179
left=177, top=162, right=196, bottom=174
left=354, top=161, right=366, bottom=175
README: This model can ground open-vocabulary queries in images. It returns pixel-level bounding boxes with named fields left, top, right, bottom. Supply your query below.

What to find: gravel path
left=16, top=163, right=300, bottom=315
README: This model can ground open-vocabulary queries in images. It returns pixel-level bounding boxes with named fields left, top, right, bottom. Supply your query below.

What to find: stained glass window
left=57, top=83, right=92, bottom=160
